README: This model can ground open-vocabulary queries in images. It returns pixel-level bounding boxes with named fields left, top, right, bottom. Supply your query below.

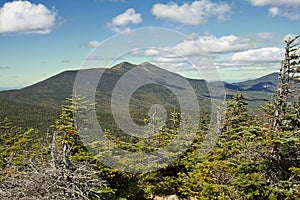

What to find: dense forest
left=0, top=37, right=299, bottom=200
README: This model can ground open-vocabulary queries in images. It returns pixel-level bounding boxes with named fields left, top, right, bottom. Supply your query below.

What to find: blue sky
left=0, top=0, right=299, bottom=87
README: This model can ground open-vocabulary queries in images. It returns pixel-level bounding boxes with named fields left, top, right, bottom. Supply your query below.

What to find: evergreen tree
left=272, top=35, right=300, bottom=131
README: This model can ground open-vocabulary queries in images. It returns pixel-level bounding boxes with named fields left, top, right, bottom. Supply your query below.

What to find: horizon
left=0, top=60, right=279, bottom=92
left=1, top=0, right=299, bottom=87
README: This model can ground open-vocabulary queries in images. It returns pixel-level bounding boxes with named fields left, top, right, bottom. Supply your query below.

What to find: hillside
left=0, top=62, right=276, bottom=131
left=230, top=72, right=278, bottom=92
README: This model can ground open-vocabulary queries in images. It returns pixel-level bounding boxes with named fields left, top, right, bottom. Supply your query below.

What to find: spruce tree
left=272, top=35, right=300, bottom=131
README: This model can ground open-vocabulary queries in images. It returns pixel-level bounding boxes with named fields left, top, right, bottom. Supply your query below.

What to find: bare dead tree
left=0, top=131, right=106, bottom=200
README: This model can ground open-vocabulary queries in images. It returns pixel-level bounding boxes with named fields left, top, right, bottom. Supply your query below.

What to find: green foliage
left=178, top=94, right=300, bottom=199
left=54, top=96, right=149, bottom=200
left=222, top=93, right=249, bottom=131
left=0, top=54, right=299, bottom=198
left=1, top=92, right=299, bottom=199
left=0, top=118, right=43, bottom=170
left=270, top=35, right=300, bottom=132
left=0, top=62, right=276, bottom=133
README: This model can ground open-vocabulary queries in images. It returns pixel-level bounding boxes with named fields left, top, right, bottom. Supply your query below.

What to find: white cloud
left=268, top=7, right=280, bottom=16
left=152, top=57, right=184, bottom=63
left=85, top=41, right=101, bottom=48
left=151, top=0, right=231, bottom=25
left=288, top=13, right=300, bottom=20
left=110, top=8, right=142, bottom=26
left=129, top=48, right=162, bottom=57
left=144, top=49, right=160, bottom=56
left=230, top=47, right=284, bottom=62
left=171, top=34, right=255, bottom=56
left=249, top=0, right=300, bottom=20
left=268, top=6, right=300, bottom=20
left=171, top=40, right=204, bottom=57
left=188, top=33, right=199, bottom=40
left=0, top=1, right=57, bottom=34
left=256, top=32, right=276, bottom=42
left=107, top=8, right=142, bottom=33
left=248, top=0, right=300, bottom=7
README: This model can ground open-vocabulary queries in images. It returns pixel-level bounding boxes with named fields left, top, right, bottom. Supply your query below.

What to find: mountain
left=0, top=62, right=277, bottom=131
left=229, top=72, right=278, bottom=92
left=0, top=86, right=23, bottom=91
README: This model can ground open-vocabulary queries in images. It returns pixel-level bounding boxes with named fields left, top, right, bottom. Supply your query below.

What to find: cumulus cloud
left=214, top=47, right=284, bottom=77
left=0, top=1, right=58, bottom=34
left=230, top=47, right=284, bottom=62
left=268, top=7, right=280, bottom=16
left=107, top=8, right=142, bottom=33
left=171, top=34, right=255, bottom=56
left=129, top=34, right=256, bottom=68
left=144, top=49, right=160, bottom=56
left=249, top=0, right=300, bottom=20
left=129, top=48, right=162, bottom=57
left=151, top=0, right=231, bottom=25
left=152, top=57, right=185, bottom=63
left=268, top=6, right=300, bottom=20
left=85, top=41, right=102, bottom=48
left=248, top=0, right=300, bottom=7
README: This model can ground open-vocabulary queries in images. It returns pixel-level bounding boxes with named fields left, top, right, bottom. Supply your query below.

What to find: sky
left=0, top=0, right=299, bottom=87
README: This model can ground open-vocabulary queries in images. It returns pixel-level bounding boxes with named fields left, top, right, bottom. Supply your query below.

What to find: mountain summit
left=0, top=62, right=277, bottom=130
left=111, top=62, right=137, bottom=71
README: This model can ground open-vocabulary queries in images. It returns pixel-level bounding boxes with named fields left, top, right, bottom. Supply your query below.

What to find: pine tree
left=0, top=97, right=109, bottom=200
left=272, top=35, right=300, bottom=131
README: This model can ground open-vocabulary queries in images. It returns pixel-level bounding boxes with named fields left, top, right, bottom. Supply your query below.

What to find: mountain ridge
left=0, top=62, right=278, bottom=131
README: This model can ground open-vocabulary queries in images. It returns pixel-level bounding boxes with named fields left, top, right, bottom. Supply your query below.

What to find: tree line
left=0, top=36, right=299, bottom=199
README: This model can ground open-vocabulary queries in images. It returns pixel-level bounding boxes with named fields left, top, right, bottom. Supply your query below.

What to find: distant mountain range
left=0, top=62, right=278, bottom=131
left=226, top=72, right=278, bottom=92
